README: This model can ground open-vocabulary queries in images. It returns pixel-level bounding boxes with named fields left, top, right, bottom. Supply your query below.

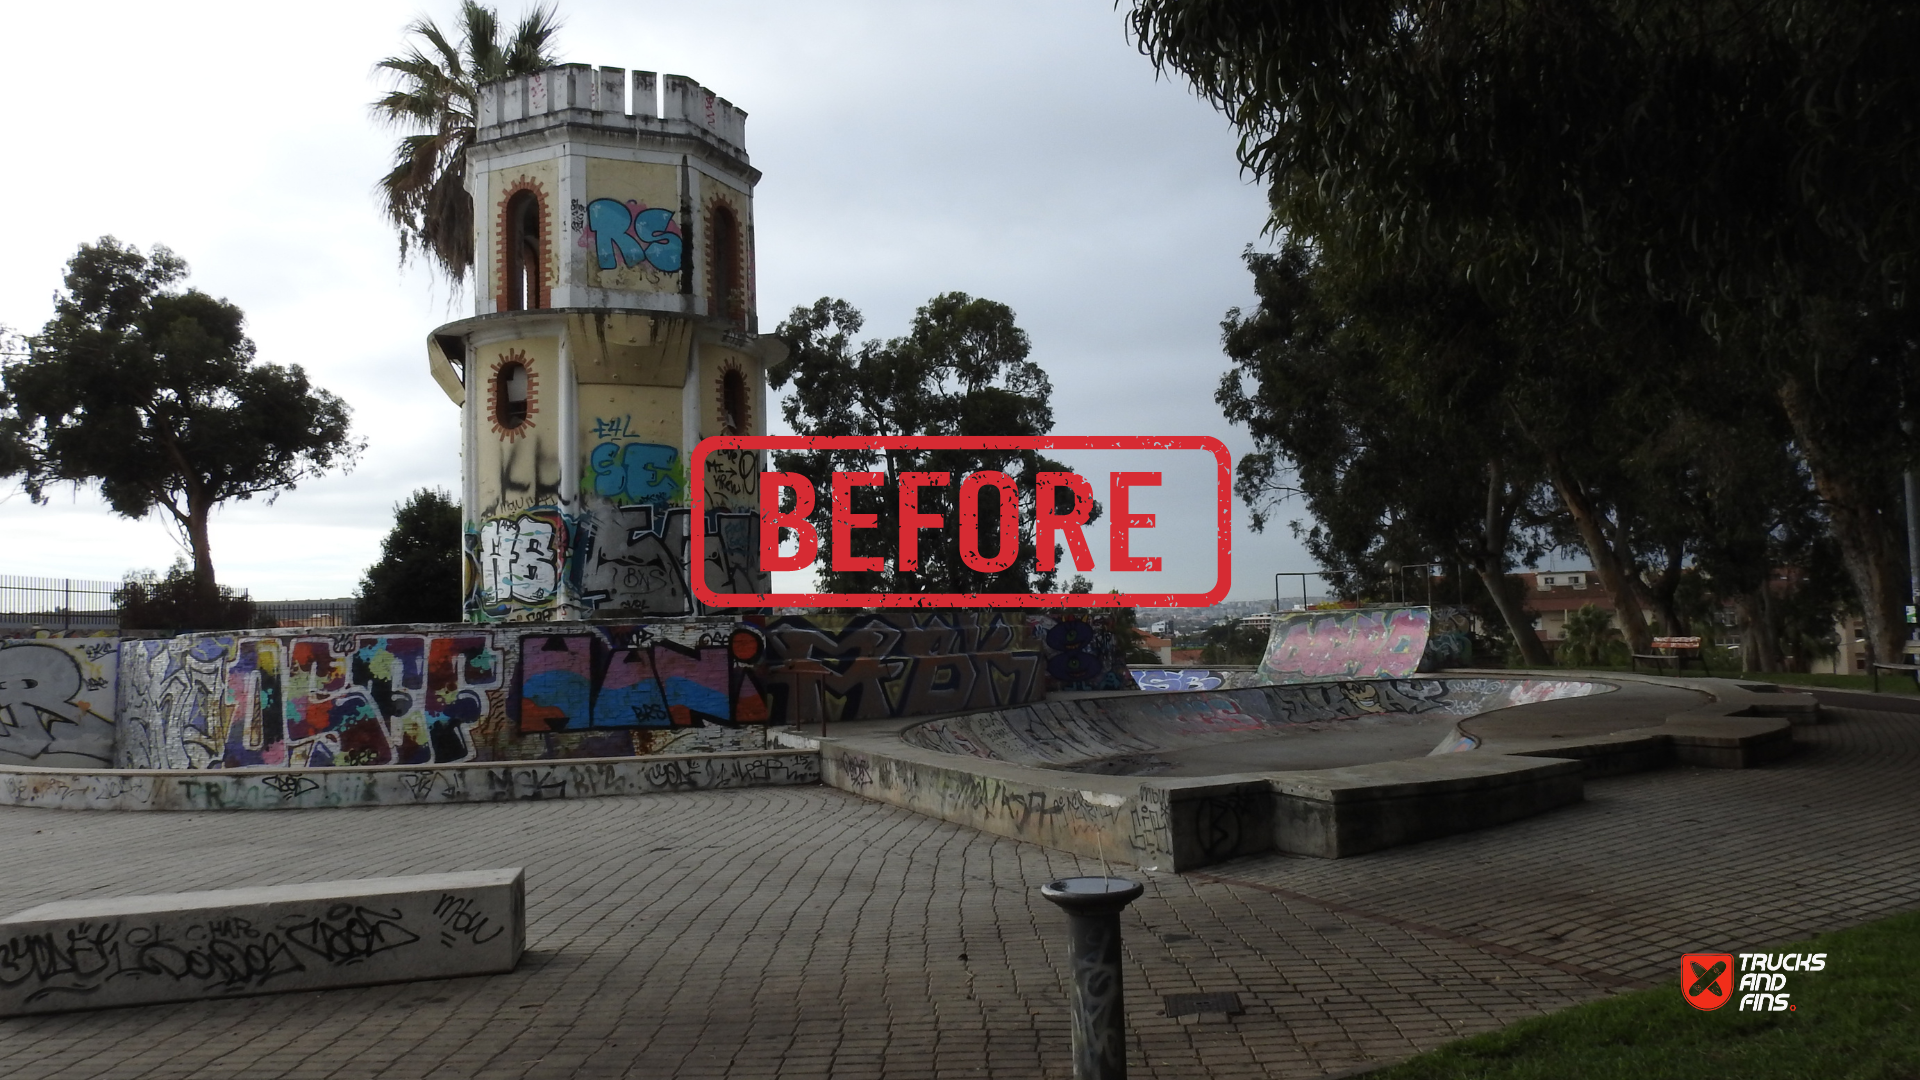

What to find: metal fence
left=252, top=599, right=359, bottom=629
left=0, top=574, right=122, bottom=631
left=0, top=575, right=360, bottom=633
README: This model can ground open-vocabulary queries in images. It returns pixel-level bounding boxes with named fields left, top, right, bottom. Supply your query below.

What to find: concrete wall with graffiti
left=1130, top=668, right=1265, bottom=692
left=114, top=620, right=774, bottom=770
left=1023, top=612, right=1138, bottom=692
left=0, top=638, right=119, bottom=767
left=758, top=611, right=1047, bottom=724
left=1259, top=607, right=1432, bottom=683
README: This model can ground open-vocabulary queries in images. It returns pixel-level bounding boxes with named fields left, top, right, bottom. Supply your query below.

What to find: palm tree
left=371, top=2, right=562, bottom=288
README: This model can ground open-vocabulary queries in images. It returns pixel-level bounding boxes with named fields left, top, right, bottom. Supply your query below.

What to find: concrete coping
left=2, top=870, right=523, bottom=923
left=1264, top=754, right=1582, bottom=803
left=0, top=747, right=805, bottom=782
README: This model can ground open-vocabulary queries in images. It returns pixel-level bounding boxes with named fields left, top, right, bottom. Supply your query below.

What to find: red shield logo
left=1682, top=953, right=1735, bottom=1010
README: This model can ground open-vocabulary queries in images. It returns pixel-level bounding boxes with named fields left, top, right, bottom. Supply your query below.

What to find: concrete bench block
left=1660, top=715, right=1794, bottom=768
left=1269, top=755, right=1584, bottom=858
left=0, top=868, right=524, bottom=1016
left=1493, top=730, right=1675, bottom=778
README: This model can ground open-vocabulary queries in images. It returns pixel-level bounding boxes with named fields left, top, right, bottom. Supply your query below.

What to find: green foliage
left=1558, top=604, right=1627, bottom=668
left=770, top=294, right=1096, bottom=596
left=1200, top=619, right=1270, bottom=666
left=357, top=488, right=464, bottom=625
left=372, top=2, right=561, bottom=285
left=114, top=558, right=257, bottom=632
left=1132, top=0, right=1920, bottom=665
left=2, top=239, right=361, bottom=598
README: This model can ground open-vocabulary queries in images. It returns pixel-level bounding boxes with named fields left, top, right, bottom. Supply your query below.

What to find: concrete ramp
left=903, top=677, right=1610, bottom=771
left=1259, top=606, right=1430, bottom=683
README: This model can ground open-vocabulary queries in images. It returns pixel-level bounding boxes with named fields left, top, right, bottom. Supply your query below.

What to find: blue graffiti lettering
left=586, top=200, right=683, bottom=273
left=591, top=442, right=680, bottom=506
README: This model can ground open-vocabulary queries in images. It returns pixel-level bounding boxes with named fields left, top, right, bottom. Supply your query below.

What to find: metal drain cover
left=1163, top=992, right=1244, bottom=1017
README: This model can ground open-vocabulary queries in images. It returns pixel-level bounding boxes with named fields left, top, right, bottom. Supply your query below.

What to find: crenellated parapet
left=476, top=65, right=750, bottom=166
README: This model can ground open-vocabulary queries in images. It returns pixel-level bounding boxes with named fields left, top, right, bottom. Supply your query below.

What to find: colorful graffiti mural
left=513, top=623, right=767, bottom=744
left=1027, top=613, right=1136, bottom=692
left=582, top=199, right=683, bottom=272
left=112, top=621, right=776, bottom=770
left=1419, top=607, right=1477, bottom=670
left=758, top=611, right=1045, bottom=723
left=589, top=441, right=679, bottom=506
left=0, top=639, right=117, bottom=766
left=1258, top=607, right=1432, bottom=683
left=219, top=634, right=499, bottom=768
left=474, top=510, right=566, bottom=612
left=470, top=501, right=769, bottom=621
left=1130, top=669, right=1265, bottom=692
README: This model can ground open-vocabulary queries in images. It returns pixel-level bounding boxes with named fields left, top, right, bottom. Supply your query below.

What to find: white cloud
left=0, top=0, right=1312, bottom=601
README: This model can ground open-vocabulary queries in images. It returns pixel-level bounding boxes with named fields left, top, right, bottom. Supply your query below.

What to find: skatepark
left=0, top=54, right=1903, bottom=1079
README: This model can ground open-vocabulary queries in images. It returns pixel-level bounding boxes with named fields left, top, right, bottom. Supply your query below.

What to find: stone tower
left=427, top=65, right=782, bottom=623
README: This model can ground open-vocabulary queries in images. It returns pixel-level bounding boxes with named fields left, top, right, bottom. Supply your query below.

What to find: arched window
left=720, top=365, right=749, bottom=435
left=506, top=190, right=541, bottom=311
left=495, top=360, right=530, bottom=430
left=710, top=204, right=740, bottom=323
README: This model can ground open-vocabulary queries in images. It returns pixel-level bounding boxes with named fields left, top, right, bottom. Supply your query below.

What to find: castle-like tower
left=427, top=65, right=781, bottom=622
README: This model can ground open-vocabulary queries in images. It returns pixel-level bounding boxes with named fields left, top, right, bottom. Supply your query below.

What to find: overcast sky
left=0, top=0, right=1322, bottom=603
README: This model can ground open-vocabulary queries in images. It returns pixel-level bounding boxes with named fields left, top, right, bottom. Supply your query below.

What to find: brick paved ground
left=0, top=702, right=1915, bottom=1079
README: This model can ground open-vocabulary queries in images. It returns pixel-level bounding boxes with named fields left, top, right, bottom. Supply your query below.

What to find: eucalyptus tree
left=2, top=238, right=360, bottom=610
left=372, top=1, right=562, bottom=287
left=771, top=294, right=1090, bottom=597
left=1128, top=0, right=1920, bottom=660
left=1217, top=242, right=1556, bottom=664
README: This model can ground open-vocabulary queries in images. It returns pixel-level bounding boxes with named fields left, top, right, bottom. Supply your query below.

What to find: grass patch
left=1485, top=665, right=1920, bottom=696
left=1710, top=670, right=1920, bottom=696
left=1367, top=908, right=1920, bottom=1079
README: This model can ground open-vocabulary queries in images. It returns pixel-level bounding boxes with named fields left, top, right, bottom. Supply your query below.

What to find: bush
left=115, top=558, right=257, bottom=631
left=1559, top=603, right=1629, bottom=667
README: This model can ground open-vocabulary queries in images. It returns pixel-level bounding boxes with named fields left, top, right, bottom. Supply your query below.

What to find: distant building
left=1522, top=570, right=1615, bottom=641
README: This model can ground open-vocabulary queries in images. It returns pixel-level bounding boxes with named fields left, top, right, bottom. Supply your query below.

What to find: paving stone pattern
left=0, top=705, right=1914, bottom=1079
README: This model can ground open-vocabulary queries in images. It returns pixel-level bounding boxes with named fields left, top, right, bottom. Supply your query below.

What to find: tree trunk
left=1733, top=591, right=1782, bottom=672
left=1544, top=457, right=1655, bottom=654
left=1647, top=542, right=1687, bottom=636
left=1778, top=374, right=1908, bottom=666
left=1478, top=561, right=1551, bottom=666
left=186, top=501, right=218, bottom=605
left=1477, top=459, right=1553, bottom=666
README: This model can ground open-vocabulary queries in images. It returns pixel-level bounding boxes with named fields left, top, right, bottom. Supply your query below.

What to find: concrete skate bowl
left=901, top=677, right=1615, bottom=777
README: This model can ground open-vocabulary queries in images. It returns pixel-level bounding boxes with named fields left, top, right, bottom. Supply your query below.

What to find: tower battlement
left=476, top=64, right=748, bottom=159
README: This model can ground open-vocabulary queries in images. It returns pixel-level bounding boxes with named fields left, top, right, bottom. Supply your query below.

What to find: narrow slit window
left=506, top=191, right=541, bottom=311
left=711, top=205, right=740, bottom=323
left=720, top=366, right=749, bottom=435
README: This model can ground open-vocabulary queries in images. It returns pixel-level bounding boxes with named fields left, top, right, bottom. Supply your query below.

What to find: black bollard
left=1040, top=876, right=1145, bottom=1080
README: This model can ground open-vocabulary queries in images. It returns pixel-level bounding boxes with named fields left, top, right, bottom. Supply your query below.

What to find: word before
left=757, top=470, right=1163, bottom=575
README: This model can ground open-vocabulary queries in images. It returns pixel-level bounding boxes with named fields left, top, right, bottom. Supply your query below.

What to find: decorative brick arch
left=495, top=176, right=552, bottom=312
left=487, top=350, right=539, bottom=441
left=715, top=355, right=752, bottom=436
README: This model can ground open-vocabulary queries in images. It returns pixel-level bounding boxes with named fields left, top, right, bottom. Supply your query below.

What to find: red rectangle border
left=691, top=435, right=1233, bottom=609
